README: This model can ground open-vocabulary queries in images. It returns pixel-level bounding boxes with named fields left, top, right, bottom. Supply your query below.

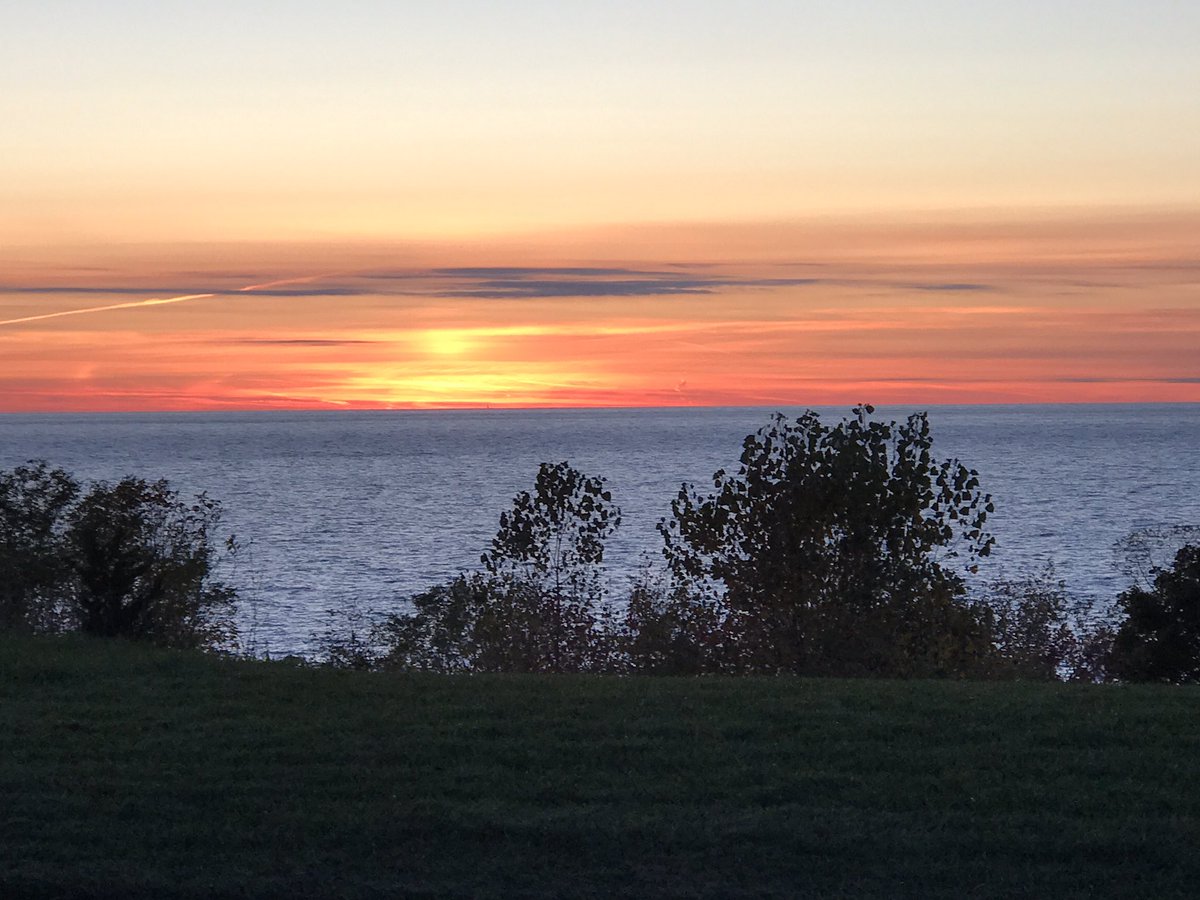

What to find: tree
left=658, top=406, right=995, bottom=676
left=65, top=477, right=239, bottom=649
left=377, top=573, right=611, bottom=673
left=379, top=462, right=621, bottom=673
left=0, top=464, right=240, bottom=649
left=1108, top=544, right=1200, bottom=684
left=0, top=462, right=78, bottom=631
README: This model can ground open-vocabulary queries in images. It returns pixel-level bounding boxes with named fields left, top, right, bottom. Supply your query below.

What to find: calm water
left=2, top=404, right=1198, bottom=654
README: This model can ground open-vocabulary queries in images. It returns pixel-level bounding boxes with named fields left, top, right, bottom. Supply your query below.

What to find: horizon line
left=3, top=399, right=1199, bottom=417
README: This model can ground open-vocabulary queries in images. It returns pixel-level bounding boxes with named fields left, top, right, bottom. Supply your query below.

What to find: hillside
left=2, top=635, right=1197, bottom=898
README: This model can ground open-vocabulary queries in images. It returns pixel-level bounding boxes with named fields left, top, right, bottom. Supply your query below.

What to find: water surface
left=3, top=404, right=1197, bottom=653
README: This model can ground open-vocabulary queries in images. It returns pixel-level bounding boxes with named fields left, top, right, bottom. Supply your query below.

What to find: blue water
left=2, top=404, right=1198, bottom=654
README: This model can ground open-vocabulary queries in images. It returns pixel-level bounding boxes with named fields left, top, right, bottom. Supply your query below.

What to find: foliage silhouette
left=1114, top=525, right=1200, bottom=589
left=657, top=406, right=996, bottom=676
left=621, top=572, right=728, bottom=674
left=974, top=570, right=1113, bottom=681
left=66, top=478, right=239, bottom=648
left=0, top=462, right=78, bottom=632
left=0, top=463, right=239, bottom=650
left=378, top=462, right=621, bottom=672
left=314, top=606, right=377, bottom=670
left=1108, top=544, right=1200, bottom=683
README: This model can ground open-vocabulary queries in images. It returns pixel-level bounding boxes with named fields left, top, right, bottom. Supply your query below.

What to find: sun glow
left=336, top=366, right=617, bottom=408
left=418, top=330, right=476, bottom=357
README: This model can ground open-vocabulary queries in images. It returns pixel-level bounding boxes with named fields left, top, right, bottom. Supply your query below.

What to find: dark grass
left=2, top=635, right=1198, bottom=898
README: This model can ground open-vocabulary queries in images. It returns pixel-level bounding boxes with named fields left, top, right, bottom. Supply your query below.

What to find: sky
left=1, top=1, right=1198, bottom=410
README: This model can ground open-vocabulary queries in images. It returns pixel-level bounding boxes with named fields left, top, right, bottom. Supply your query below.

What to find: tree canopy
left=657, top=406, right=995, bottom=676
left=0, top=463, right=238, bottom=650
left=379, top=461, right=620, bottom=673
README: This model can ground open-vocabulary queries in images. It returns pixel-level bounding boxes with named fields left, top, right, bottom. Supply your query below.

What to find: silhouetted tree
left=658, top=406, right=995, bottom=676
left=0, top=463, right=240, bottom=649
left=66, top=477, right=238, bottom=648
left=0, top=462, right=78, bottom=631
left=1108, top=544, right=1200, bottom=683
left=622, top=573, right=728, bottom=674
left=378, top=462, right=621, bottom=672
left=1115, top=525, right=1200, bottom=589
left=314, top=605, right=378, bottom=670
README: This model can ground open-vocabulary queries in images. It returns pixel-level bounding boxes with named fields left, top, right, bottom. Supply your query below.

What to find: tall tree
left=659, top=406, right=995, bottom=676
left=380, top=462, right=620, bottom=673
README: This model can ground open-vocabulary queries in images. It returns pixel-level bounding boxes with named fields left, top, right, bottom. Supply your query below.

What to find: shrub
left=1108, top=544, right=1200, bottom=684
left=312, top=605, right=378, bottom=670
left=1115, top=525, right=1200, bottom=588
left=974, top=571, right=1114, bottom=681
left=66, top=477, right=240, bottom=649
left=621, top=573, right=728, bottom=675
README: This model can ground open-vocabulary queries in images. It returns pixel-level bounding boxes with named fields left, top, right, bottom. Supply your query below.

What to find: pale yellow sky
left=3, top=2, right=1199, bottom=245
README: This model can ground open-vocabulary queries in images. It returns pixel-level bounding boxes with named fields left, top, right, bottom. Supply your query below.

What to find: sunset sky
left=2, top=1, right=1198, bottom=410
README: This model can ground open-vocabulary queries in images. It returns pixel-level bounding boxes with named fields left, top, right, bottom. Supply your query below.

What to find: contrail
left=0, top=294, right=216, bottom=328
left=0, top=270, right=341, bottom=328
left=238, top=272, right=342, bottom=292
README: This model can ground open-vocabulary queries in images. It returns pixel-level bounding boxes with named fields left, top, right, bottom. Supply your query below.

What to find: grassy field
left=2, top=635, right=1198, bottom=899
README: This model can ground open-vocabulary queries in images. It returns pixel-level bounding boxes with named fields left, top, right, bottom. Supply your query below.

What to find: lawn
left=2, top=634, right=1197, bottom=898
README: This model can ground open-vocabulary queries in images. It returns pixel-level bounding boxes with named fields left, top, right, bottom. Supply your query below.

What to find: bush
left=658, top=407, right=996, bottom=676
left=313, top=605, right=378, bottom=670
left=0, top=463, right=239, bottom=650
left=1108, top=544, right=1200, bottom=684
left=66, top=478, right=239, bottom=649
left=622, top=574, right=728, bottom=675
left=1114, top=525, right=1200, bottom=588
left=974, top=572, right=1113, bottom=681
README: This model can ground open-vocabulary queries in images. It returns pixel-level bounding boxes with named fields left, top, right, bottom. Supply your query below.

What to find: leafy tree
left=482, top=460, right=620, bottom=671
left=483, top=461, right=620, bottom=582
left=377, top=573, right=618, bottom=673
left=1115, top=525, right=1200, bottom=589
left=1108, top=544, right=1200, bottom=684
left=374, top=576, right=486, bottom=672
left=0, top=462, right=78, bottom=631
left=658, top=406, right=996, bottom=676
left=0, top=464, right=240, bottom=649
left=379, top=462, right=621, bottom=673
left=65, top=477, right=239, bottom=649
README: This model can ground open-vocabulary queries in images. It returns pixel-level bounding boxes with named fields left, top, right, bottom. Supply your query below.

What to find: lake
left=2, top=404, right=1198, bottom=654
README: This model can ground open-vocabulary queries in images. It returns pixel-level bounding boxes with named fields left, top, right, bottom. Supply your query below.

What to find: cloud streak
left=0, top=267, right=835, bottom=310
left=0, top=267, right=1004, bottom=328
left=442, top=278, right=723, bottom=298
left=225, top=338, right=379, bottom=346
